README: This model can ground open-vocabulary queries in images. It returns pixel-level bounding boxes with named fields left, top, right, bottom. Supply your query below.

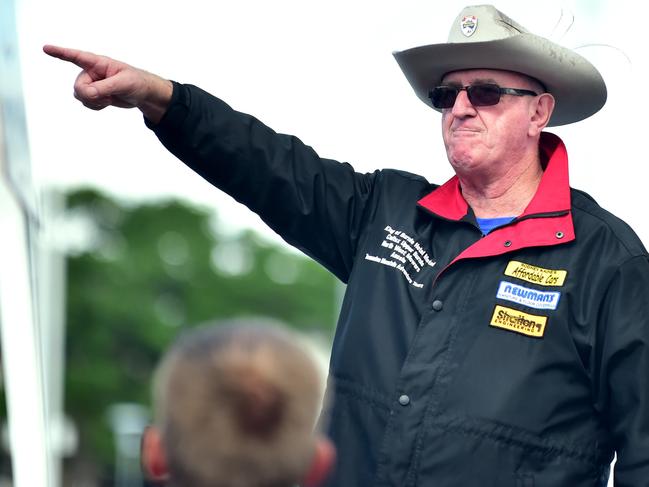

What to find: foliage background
left=27, top=188, right=338, bottom=485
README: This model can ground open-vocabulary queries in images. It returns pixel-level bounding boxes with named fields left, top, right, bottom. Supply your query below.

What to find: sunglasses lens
left=430, top=87, right=458, bottom=109
left=468, top=84, right=501, bottom=106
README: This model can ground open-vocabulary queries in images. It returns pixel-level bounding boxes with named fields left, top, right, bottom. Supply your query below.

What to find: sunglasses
left=428, top=83, right=539, bottom=109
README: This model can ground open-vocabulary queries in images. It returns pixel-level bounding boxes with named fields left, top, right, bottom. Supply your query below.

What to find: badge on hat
left=460, top=15, right=478, bottom=37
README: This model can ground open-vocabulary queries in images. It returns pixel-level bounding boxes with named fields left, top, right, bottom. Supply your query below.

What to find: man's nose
left=451, top=89, right=477, bottom=117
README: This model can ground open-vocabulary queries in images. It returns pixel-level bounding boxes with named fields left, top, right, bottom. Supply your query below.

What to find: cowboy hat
left=393, top=4, right=607, bottom=126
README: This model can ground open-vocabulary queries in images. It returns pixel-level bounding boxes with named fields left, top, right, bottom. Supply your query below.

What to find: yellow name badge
left=490, top=305, right=548, bottom=338
left=504, top=261, right=567, bottom=287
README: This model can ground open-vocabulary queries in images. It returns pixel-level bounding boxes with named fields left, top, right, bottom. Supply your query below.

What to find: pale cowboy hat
left=393, top=4, right=607, bottom=126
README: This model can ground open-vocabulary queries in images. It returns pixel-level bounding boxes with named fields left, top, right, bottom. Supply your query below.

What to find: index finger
left=43, top=44, right=101, bottom=71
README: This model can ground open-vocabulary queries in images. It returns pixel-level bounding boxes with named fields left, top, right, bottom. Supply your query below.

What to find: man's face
left=440, top=69, right=542, bottom=179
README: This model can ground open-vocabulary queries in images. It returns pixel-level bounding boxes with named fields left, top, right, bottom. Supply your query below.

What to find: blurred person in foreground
left=140, top=320, right=335, bottom=487
left=45, top=4, right=649, bottom=486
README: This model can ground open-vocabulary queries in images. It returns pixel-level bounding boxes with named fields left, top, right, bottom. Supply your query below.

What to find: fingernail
left=87, top=86, right=98, bottom=98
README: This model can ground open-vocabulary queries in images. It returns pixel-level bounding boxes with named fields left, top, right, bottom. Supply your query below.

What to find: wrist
left=138, top=73, right=173, bottom=124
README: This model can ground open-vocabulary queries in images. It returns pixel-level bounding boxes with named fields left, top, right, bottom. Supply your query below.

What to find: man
left=46, top=4, right=649, bottom=486
left=140, top=319, right=335, bottom=487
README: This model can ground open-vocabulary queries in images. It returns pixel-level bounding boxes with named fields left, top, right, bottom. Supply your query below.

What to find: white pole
left=38, top=189, right=68, bottom=486
left=0, top=0, right=52, bottom=483
left=0, top=145, right=51, bottom=486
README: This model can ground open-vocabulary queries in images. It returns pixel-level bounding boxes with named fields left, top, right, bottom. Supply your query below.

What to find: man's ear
left=529, top=92, right=556, bottom=136
left=141, top=425, right=170, bottom=482
left=301, top=436, right=336, bottom=487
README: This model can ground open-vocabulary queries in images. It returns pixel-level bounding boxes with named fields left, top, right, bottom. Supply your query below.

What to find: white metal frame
left=0, top=0, right=54, bottom=485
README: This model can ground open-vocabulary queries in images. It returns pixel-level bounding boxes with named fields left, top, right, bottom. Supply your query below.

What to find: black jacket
left=149, top=83, right=649, bottom=487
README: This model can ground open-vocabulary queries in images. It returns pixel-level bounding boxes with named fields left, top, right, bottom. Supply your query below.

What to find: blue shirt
left=476, top=216, right=515, bottom=235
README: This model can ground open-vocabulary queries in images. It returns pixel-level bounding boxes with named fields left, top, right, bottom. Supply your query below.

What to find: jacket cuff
left=144, top=80, right=189, bottom=131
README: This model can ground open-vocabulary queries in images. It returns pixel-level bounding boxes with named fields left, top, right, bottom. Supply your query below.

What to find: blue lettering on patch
left=496, top=281, right=561, bottom=310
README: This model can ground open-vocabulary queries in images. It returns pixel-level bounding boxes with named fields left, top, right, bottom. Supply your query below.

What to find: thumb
left=72, top=71, right=107, bottom=108
left=86, top=71, right=142, bottom=109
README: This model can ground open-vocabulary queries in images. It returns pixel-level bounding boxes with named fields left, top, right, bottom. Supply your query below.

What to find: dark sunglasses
left=428, top=83, right=539, bottom=109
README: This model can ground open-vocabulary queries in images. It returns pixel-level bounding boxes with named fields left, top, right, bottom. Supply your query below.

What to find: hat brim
left=393, top=33, right=607, bottom=126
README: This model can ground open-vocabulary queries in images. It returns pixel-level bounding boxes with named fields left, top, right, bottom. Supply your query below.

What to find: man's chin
left=448, top=151, right=480, bottom=173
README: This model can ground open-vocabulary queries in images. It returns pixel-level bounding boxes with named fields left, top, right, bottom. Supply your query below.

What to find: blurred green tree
left=63, top=188, right=338, bottom=481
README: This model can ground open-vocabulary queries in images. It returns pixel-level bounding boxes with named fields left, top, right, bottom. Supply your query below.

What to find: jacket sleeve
left=594, top=255, right=649, bottom=486
left=147, top=82, right=378, bottom=282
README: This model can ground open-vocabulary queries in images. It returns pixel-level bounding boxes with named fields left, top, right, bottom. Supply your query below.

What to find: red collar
left=417, top=132, right=571, bottom=219
left=417, top=132, right=575, bottom=264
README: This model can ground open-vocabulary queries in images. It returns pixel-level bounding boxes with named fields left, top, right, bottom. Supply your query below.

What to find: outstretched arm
left=43, top=45, right=173, bottom=123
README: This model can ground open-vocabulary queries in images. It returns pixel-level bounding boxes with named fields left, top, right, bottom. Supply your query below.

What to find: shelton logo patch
left=490, top=305, right=548, bottom=338
left=496, top=281, right=561, bottom=310
left=504, top=260, right=567, bottom=287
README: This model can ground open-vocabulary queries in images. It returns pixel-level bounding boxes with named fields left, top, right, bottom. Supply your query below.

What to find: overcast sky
left=17, top=0, right=647, bottom=247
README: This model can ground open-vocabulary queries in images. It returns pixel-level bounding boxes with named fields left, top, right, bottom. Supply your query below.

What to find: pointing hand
left=43, top=45, right=173, bottom=123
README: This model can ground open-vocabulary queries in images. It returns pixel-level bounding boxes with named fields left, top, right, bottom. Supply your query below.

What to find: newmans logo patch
left=496, top=281, right=561, bottom=310
left=504, top=261, right=567, bottom=287
left=490, top=305, right=548, bottom=338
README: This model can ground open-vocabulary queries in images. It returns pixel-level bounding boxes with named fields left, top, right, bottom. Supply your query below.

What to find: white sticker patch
left=496, top=281, right=561, bottom=310
left=460, top=15, right=478, bottom=37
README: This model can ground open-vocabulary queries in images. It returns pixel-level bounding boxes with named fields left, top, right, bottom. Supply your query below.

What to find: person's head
left=438, top=68, right=554, bottom=179
left=393, top=4, right=606, bottom=173
left=141, top=319, right=334, bottom=487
